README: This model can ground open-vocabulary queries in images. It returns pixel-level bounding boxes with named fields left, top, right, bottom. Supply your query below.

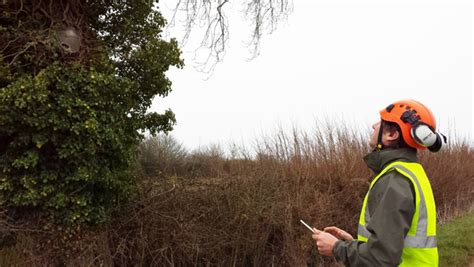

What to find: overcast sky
left=152, top=0, right=473, bottom=151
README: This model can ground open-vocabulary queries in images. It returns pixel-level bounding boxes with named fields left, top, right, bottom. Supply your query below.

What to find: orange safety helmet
left=379, top=99, right=437, bottom=150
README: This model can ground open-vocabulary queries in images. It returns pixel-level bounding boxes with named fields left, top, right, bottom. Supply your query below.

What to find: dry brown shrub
left=101, top=123, right=375, bottom=266
left=421, top=141, right=474, bottom=222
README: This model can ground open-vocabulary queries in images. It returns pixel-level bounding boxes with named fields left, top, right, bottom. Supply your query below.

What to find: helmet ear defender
left=400, top=109, right=447, bottom=152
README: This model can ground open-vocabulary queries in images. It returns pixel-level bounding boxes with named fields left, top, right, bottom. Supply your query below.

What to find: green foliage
left=0, top=1, right=183, bottom=224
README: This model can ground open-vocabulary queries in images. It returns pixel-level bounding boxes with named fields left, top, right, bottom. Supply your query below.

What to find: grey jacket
left=333, top=148, right=418, bottom=266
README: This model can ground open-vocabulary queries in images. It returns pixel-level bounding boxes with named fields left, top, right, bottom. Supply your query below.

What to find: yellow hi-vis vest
left=357, top=161, right=438, bottom=266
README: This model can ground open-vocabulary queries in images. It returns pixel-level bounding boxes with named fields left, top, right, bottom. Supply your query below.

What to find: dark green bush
left=0, top=1, right=183, bottom=224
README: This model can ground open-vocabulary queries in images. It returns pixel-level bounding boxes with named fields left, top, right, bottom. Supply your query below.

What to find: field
left=438, top=209, right=474, bottom=267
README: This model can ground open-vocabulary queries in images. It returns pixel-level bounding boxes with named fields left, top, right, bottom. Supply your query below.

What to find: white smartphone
left=300, top=219, right=315, bottom=233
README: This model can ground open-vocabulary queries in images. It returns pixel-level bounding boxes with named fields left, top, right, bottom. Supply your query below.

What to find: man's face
left=369, top=121, right=381, bottom=148
left=370, top=120, right=401, bottom=149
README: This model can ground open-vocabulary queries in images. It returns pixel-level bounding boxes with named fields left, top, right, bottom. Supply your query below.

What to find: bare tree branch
left=165, top=0, right=293, bottom=73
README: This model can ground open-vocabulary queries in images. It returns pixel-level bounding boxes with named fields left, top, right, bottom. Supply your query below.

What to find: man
left=312, top=99, right=444, bottom=266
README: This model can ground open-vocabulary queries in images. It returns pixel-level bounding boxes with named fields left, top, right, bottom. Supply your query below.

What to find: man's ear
left=386, top=130, right=400, bottom=142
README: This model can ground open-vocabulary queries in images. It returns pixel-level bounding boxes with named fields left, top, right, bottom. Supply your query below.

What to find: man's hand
left=324, top=226, right=354, bottom=241
left=311, top=228, right=339, bottom=256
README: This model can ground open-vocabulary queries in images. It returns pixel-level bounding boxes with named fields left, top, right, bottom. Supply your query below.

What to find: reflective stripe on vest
left=357, top=161, right=438, bottom=266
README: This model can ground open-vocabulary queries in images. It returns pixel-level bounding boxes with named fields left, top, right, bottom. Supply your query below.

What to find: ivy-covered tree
left=0, top=0, right=183, bottom=224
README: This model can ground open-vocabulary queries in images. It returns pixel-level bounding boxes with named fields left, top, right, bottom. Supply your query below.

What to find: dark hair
left=382, top=120, right=410, bottom=149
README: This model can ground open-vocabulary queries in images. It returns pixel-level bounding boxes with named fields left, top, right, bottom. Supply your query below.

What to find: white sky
left=152, top=0, right=473, bottom=151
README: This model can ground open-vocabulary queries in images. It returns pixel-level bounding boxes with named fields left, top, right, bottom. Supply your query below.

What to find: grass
left=438, top=209, right=474, bottom=267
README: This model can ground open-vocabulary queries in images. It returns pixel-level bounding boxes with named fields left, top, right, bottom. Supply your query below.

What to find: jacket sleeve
left=333, top=171, right=416, bottom=266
